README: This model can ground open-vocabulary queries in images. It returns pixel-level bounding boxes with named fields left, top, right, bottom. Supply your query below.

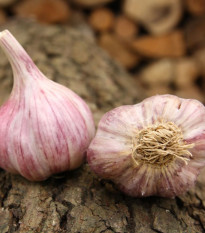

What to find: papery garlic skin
left=87, top=95, right=205, bottom=197
left=0, top=30, right=95, bottom=181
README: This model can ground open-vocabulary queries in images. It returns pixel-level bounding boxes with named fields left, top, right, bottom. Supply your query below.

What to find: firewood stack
left=0, top=0, right=205, bottom=102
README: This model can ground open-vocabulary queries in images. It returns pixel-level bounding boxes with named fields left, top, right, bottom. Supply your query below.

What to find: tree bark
left=0, top=19, right=204, bottom=233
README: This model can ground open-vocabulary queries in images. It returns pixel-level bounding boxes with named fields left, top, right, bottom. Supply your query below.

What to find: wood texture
left=114, top=15, right=138, bottom=41
left=88, top=7, right=114, bottom=32
left=0, top=9, right=6, bottom=25
left=132, top=31, right=186, bottom=58
left=0, top=19, right=205, bottom=233
left=72, top=0, right=113, bottom=7
left=185, top=0, right=205, bottom=16
left=123, top=0, right=182, bottom=35
left=13, top=0, right=70, bottom=23
left=99, top=33, right=139, bottom=69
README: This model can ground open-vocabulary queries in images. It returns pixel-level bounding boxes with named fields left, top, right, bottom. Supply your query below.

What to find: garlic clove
left=0, top=30, right=95, bottom=181
left=87, top=94, right=205, bottom=197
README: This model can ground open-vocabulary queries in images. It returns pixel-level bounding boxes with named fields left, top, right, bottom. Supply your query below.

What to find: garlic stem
left=0, top=30, right=41, bottom=80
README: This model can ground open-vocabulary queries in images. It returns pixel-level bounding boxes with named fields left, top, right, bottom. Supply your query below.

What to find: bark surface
left=0, top=19, right=204, bottom=233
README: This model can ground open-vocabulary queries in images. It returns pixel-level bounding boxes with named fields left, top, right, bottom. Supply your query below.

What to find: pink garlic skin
left=87, top=95, right=205, bottom=198
left=0, top=30, right=95, bottom=181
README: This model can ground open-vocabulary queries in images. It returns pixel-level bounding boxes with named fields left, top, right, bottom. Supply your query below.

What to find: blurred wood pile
left=0, top=0, right=205, bottom=102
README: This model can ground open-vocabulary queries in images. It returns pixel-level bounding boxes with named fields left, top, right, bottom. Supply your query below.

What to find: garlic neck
left=0, top=30, right=42, bottom=82
left=132, top=121, right=194, bottom=168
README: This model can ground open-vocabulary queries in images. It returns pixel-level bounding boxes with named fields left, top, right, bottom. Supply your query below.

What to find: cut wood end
left=88, top=7, right=114, bottom=31
left=114, top=15, right=138, bottom=40
left=132, top=31, right=186, bottom=58
left=99, top=33, right=139, bottom=69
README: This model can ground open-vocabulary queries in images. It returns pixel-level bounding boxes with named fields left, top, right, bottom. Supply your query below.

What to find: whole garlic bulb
left=0, top=30, right=95, bottom=181
left=87, top=95, right=205, bottom=197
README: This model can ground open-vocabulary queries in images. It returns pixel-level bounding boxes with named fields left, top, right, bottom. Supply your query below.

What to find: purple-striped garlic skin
left=0, top=30, right=95, bottom=181
left=87, top=95, right=205, bottom=198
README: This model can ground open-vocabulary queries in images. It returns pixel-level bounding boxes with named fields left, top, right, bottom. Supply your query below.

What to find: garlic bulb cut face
left=87, top=95, right=205, bottom=197
left=0, top=30, right=95, bottom=181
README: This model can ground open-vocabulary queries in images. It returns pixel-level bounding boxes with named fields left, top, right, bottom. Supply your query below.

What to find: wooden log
left=88, top=7, right=114, bottom=32
left=176, top=85, right=204, bottom=103
left=139, top=59, right=175, bottom=86
left=71, top=0, right=114, bottom=7
left=0, top=19, right=205, bottom=233
left=0, top=9, right=6, bottom=25
left=0, top=0, right=16, bottom=7
left=185, top=0, right=205, bottom=16
left=123, top=0, right=182, bottom=35
left=175, top=58, right=199, bottom=88
left=13, top=0, right=70, bottom=23
left=185, top=16, right=205, bottom=51
left=99, top=33, right=139, bottom=69
left=144, top=85, right=172, bottom=97
left=194, top=48, right=205, bottom=93
left=140, top=57, right=201, bottom=97
left=132, top=30, right=186, bottom=58
left=194, top=47, right=205, bottom=76
left=114, top=15, right=138, bottom=41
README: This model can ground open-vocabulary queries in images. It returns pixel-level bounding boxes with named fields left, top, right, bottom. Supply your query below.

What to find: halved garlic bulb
left=0, top=30, right=95, bottom=181
left=87, top=95, right=205, bottom=197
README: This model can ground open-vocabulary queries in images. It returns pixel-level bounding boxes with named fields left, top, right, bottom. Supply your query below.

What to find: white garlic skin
left=0, top=30, right=95, bottom=181
left=87, top=95, right=205, bottom=197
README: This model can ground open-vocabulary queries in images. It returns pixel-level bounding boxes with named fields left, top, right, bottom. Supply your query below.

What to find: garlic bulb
left=0, top=30, right=95, bottom=181
left=87, top=95, right=205, bottom=197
